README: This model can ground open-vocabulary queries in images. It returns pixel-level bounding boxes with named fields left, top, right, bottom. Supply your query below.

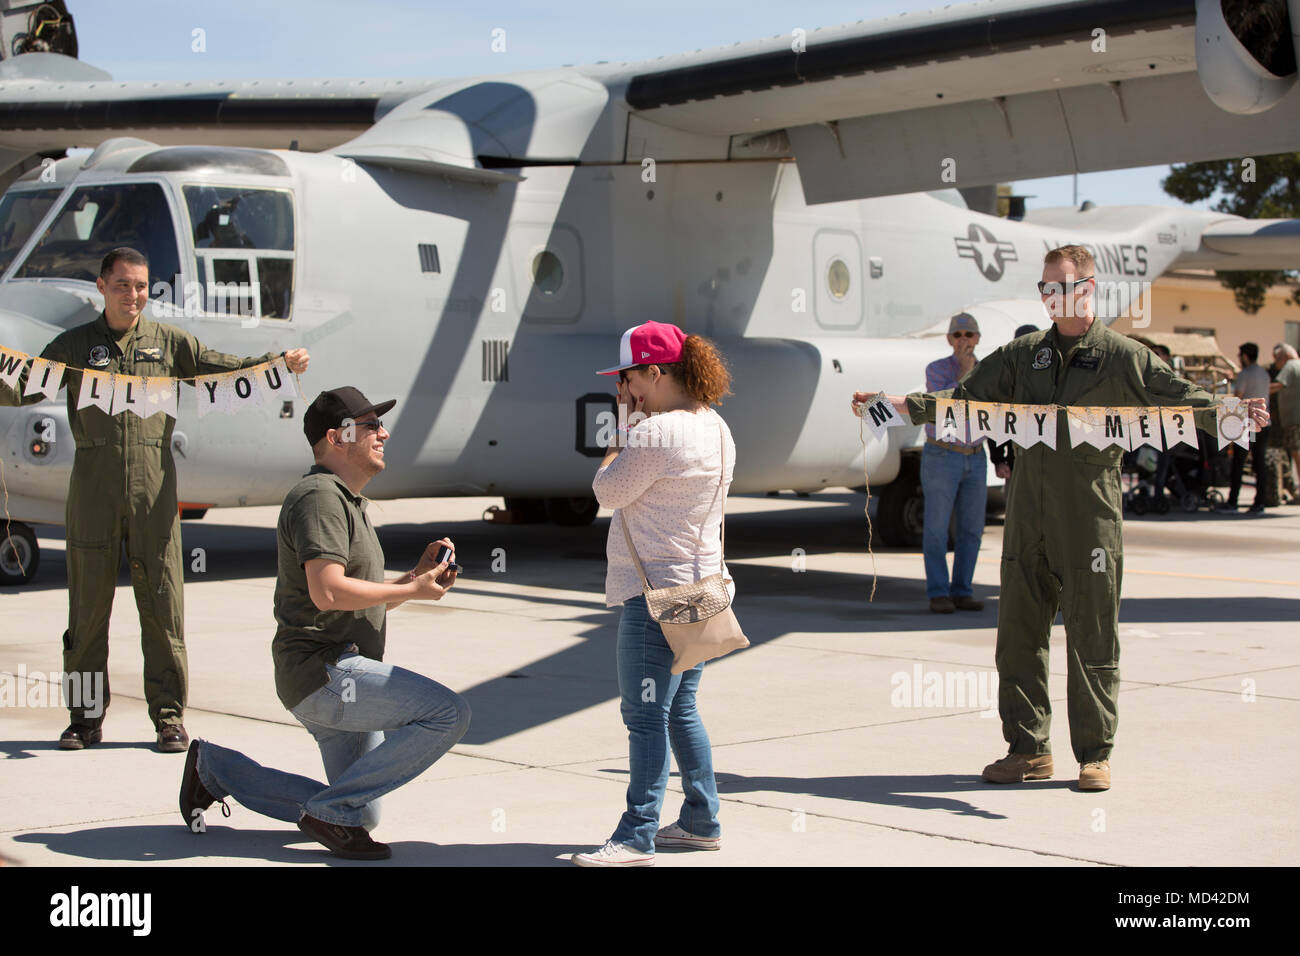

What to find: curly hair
left=658, top=334, right=732, bottom=406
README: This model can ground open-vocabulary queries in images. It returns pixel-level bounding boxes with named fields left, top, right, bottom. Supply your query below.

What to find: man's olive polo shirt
left=272, top=464, right=386, bottom=710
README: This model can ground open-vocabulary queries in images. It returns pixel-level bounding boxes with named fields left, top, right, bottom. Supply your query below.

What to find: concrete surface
left=1, top=487, right=1297, bottom=867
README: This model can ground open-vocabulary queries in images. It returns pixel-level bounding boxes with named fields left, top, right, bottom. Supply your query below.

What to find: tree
left=1161, top=153, right=1300, bottom=313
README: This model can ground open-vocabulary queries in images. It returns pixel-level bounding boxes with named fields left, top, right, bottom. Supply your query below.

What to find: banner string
left=858, top=414, right=877, bottom=602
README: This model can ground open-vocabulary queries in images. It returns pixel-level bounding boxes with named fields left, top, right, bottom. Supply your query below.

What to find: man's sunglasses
left=950, top=331, right=977, bottom=338
left=1037, top=276, right=1094, bottom=295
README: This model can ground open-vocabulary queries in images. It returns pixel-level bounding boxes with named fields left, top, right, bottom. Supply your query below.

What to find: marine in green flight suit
left=0, top=248, right=310, bottom=752
left=856, top=245, right=1270, bottom=791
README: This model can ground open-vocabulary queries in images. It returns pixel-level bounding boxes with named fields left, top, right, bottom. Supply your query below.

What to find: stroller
left=1125, top=429, right=1230, bottom=514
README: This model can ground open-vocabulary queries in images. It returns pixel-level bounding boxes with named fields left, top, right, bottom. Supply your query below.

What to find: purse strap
left=618, top=419, right=727, bottom=590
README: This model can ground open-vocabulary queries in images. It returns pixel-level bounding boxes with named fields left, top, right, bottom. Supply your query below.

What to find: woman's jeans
left=195, top=653, right=470, bottom=830
left=611, top=594, right=721, bottom=853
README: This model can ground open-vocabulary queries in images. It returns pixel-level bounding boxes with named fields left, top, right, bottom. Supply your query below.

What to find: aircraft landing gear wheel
left=1153, top=495, right=1171, bottom=515
left=876, top=478, right=924, bottom=548
left=0, top=521, right=39, bottom=585
left=545, top=496, right=599, bottom=526
left=1180, top=492, right=1199, bottom=513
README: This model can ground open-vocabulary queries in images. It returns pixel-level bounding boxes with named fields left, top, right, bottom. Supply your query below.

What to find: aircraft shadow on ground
left=10, top=826, right=577, bottom=866
left=12, top=496, right=1296, bottom=746
left=0, top=740, right=148, bottom=759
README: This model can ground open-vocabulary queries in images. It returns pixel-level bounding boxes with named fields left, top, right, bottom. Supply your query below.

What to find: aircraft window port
left=0, top=188, right=62, bottom=275
left=184, top=186, right=294, bottom=251
left=14, top=183, right=181, bottom=293
left=531, top=250, right=563, bottom=295
left=828, top=258, right=850, bottom=299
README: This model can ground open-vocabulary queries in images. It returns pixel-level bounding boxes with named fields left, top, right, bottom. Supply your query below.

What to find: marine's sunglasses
left=1037, top=276, right=1094, bottom=295
left=949, top=331, right=977, bottom=338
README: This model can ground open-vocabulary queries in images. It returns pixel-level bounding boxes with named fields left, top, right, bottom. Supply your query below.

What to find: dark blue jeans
left=921, top=442, right=988, bottom=599
left=611, top=595, right=721, bottom=853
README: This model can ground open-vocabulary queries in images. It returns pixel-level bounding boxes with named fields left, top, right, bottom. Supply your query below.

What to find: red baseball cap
left=596, top=321, right=687, bottom=376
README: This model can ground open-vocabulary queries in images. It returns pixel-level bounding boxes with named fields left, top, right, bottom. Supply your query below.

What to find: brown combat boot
left=1078, top=760, right=1111, bottom=791
left=982, top=752, right=1054, bottom=783
left=929, top=597, right=955, bottom=614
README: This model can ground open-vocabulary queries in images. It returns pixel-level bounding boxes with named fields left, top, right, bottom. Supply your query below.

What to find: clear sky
left=69, top=0, right=1217, bottom=213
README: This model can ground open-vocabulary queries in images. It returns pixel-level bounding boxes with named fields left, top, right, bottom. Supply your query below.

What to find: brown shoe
left=298, top=813, right=392, bottom=860
left=157, top=724, right=189, bottom=754
left=1078, top=760, right=1111, bottom=791
left=179, top=739, right=230, bottom=830
left=929, top=597, right=955, bottom=614
left=58, top=724, right=102, bottom=750
left=982, top=752, right=1054, bottom=783
left=952, top=595, right=985, bottom=611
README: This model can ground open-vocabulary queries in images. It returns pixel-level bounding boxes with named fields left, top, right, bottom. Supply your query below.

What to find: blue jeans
left=196, top=653, right=470, bottom=829
left=920, top=442, right=988, bottom=599
left=611, top=595, right=721, bottom=853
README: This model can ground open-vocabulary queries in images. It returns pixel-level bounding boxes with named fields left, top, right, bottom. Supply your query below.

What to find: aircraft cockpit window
left=0, top=188, right=62, bottom=276
left=184, top=186, right=295, bottom=321
left=13, top=183, right=181, bottom=292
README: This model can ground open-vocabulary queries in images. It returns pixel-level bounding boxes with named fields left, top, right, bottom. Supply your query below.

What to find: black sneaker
left=298, top=813, right=391, bottom=860
left=179, top=740, right=230, bottom=830
left=1247, top=502, right=1265, bottom=513
left=58, top=724, right=102, bottom=750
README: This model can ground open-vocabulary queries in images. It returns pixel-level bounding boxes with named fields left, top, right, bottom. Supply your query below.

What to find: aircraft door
left=812, top=229, right=863, bottom=330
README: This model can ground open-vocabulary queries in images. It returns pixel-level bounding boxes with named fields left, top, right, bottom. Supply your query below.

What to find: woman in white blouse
left=573, top=320, right=736, bottom=867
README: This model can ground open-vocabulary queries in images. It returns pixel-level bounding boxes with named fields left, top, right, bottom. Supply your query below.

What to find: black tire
left=876, top=475, right=924, bottom=548
left=1153, top=496, right=1171, bottom=515
left=1131, top=496, right=1149, bottom=516
left=1179, top=491, right=1199, bottom=513
left=0, top=522, right=39, bottom=585
left=545, top=496, right=600, bottom=526
left=503, top=497, right=549, bottom=523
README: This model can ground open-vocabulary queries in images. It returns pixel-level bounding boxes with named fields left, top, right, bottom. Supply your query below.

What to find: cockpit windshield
left=13, top=183, right=181, bottom=294
left=0, top=188, right=62, bottom=276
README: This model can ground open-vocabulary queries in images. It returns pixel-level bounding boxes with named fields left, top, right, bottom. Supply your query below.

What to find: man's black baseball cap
left=304, top=387, right=396, bottom=446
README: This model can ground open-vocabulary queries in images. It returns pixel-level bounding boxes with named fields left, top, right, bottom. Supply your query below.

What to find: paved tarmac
left=2, top=488, right=1297, bottom=867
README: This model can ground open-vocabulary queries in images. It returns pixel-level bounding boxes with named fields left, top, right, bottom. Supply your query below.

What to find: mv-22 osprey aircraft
left=0, top=0, right=1298, bottom=583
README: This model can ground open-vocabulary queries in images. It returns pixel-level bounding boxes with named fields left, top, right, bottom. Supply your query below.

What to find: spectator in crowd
left=1220, top=342, right=1271, bottom=512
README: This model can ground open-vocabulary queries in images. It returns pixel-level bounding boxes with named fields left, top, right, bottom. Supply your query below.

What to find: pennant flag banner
left=858, top=399, right=1259, bottom=450
left=1216, top=397, right=1252, bottom=451
left=1160, top=406, right=1196, bottom=449
left=24, top=357, right=65, bottom=401
left=0, top=343, right=296, bottom=421
left=968, top=401, right=999, bottom=442
left=858, top=392, right=906, bottom=439
left=935, top=397, right=966, bottom=443
left=0, top=346, right=25, bottom=390
left=77, top=369, right=113, bottom=413
left=1023, top=405, right=1057, bottom=450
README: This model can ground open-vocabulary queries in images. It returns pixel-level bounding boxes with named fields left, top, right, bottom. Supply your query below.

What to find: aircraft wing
left=1173, top=218, right=1300, bottom=271
left=613, top=0, right=1300, bottom=203
left=0, top=51, right=436, bottom=163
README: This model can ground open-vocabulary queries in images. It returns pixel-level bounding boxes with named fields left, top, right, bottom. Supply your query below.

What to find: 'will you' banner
left=0, top=344, right=294, bottom=421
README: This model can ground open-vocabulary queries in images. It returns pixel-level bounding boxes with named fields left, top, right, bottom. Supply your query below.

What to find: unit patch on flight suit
left=87, top=345, right=111, bottom=367
left=1032, top=347, right=1052, bottom=370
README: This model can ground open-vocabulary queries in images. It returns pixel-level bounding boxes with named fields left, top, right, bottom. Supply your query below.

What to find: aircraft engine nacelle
left=1195, top=0, right=1298, bottom=114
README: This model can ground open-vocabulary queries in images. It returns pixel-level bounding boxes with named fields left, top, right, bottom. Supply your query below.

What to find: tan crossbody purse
left=617, top=422, right=749, bottom=674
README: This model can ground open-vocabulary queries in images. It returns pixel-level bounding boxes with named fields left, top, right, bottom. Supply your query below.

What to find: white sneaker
left=571, top=840, right=655, bottom=867
left=654, top=822, right=721, bottom=850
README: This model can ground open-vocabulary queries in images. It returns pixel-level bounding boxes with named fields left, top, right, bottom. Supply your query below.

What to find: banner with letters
left=853, top=395, right=1251, bottom=450
left=0, top=344, right=295, bottom=421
